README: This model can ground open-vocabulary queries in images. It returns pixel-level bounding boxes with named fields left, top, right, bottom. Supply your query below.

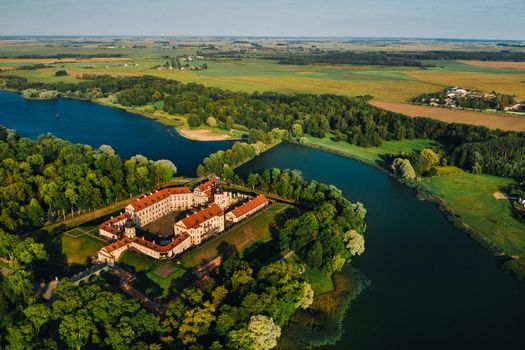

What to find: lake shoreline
left=0, top=88, right=240, bottom=142
left=94, top=97, right=244, bottom=142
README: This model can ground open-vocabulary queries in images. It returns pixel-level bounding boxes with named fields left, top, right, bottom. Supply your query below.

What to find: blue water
left=237, top=143, right=525, bottom=350
left=0, top=91, right=232, bottom=176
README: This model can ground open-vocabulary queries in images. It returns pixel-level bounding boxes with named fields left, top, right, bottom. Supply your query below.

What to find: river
left=1, top=91, right=524, bottom=349
left=236, top=143, right=525, bottom=350
left=0, top=91, right=232, bottom=176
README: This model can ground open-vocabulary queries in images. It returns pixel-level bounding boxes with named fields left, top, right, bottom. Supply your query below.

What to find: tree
left=248, top=315, right=281, bottom=350
left=207, top=117, right=218, bottom=128
left=343, top=229, right=365, bottom=256
left=416, top=148, right=440, bottom=174
left=390, top=158, right=417, bottom=180
left=298, top=282, right=314, bottom=309
left=24, top=304, right=51, bottom=334
left=58, top=313, right=96, bottom=350
left=55, top=70, right=68, bottom=76
left=0, top=231, right=17, bottom=258
left=306, top=241, right=323, bottom=269
left=99, top=144, right=116, bottom=156
left=227, top=328, right=253, bottom=350
left=13, top=238, right=48, bottom=266
left=291, top=123, right=303, bottom=138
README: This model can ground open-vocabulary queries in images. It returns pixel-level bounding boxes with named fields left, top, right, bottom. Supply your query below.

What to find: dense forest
left=0, top=125, right=177, bottom=235
left=208, top=50, right=525, bottom=67
left=0, top=230, right=313, bottom=349
left=246, top=168, right=367, bottom=272
left=2, top=75, right=525, bottom=179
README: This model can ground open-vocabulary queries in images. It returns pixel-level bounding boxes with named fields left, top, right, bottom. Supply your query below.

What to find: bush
left=55, top=70, right=68, bottom=76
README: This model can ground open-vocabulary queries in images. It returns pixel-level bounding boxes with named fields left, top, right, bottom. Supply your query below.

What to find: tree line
left=2, top=75, right=524, bottom=180
left=0, top=125, right=177, bottom=235
left=208, top=50, right=525, bottom=67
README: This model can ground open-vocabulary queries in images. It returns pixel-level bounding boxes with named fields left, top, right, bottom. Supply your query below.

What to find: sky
left=0, top=0, right=524, bottom=40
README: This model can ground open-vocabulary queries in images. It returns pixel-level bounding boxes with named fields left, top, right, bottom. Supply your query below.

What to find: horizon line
left=1, top=35, right=524, bottom=42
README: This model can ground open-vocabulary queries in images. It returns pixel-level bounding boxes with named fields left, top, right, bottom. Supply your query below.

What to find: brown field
left=406, top=70, right=525, bottom=100
left=370, top=100, right=525, bottom=131
left=67, top=70, right=140, bottom=78
left=0, top=57, right=130, bottom=64
left=459, top=60, right=525, bottom=70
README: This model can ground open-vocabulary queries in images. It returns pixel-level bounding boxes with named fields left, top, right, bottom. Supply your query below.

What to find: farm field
left=458, top=60, right=525, bottom=71
left=418, top=173, right=524, bottom=257
left=370, top=100, right=525, bottom=132
left=2, top=43, right=524, bottom=104
left=180, top=202, right=290, bottom=268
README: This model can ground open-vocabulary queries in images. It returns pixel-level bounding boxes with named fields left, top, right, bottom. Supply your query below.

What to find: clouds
left=0, top=0, right=523, bottom=39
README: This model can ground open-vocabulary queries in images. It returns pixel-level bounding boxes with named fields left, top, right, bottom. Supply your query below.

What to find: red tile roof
left=102, top=233, right=191, bottom=254
left=109, top=213, right=128, bottom=224
left=129, top=187, right=191, bottom=211
left=229, top=195, right=268, bottom=219
left=178, top=204, right=223, bottom=230
left=104, top=237, right=133, bottom=253
left=197, top=179, right=215, bottom=192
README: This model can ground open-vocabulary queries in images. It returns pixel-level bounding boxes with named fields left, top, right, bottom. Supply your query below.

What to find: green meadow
left=419, top=173, right=524, bottom=257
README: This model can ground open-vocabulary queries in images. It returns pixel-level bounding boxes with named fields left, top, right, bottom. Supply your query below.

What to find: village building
left=125, top=187, right=193, bottom=227
left=225, top=195, right=269, bottom=223
left=174, top=204, right=225, bottom=245
left=97, top=233, right=193, bottom=263
left=193, top=177, right=218, bottom=205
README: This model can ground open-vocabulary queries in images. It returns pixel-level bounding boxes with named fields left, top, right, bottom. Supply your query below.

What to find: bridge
left=68, top=263, right=110, bottom=285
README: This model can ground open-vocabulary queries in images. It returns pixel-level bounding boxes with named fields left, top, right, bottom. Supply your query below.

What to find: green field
left=118, top=251, right=188, bottom=294
left=419, top=173, right=524, bottom=257
left=61, top=233, right=106, bottom=266
left=304, top=266, right=335, bottom=295
left=3, top=40, right=525, bottom=103
left=306, top=135, right=438, bottom=164
left=181, top=203, right=290, bottom=268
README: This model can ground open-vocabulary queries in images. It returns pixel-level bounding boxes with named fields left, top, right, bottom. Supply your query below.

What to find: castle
left=97, top=178, right=268, bottom=264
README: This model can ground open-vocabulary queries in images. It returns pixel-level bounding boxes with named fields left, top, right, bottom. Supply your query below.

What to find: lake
left=0, top=91, right=232, bottom=176
left=1, top=90, right=524, bottom=349
left=237, top=143, right=525, bottom=350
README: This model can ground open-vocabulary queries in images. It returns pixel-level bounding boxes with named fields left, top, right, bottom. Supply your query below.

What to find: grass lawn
left=181, top=203, right=290, bottom=268
left=118, top=251, right=188, bottom=296
left=306, top=135, right=437, bottom=164
left=119, top=251, right=157, bottom=272
left=64, top=228, right=85, bottom=238
left=419, top=173, right=525, bottom=257
left=304, top=266, right=335, bottom=295
left=61, top=233, right=106, bottom=266
left=147, top=264, right=187, bottom=290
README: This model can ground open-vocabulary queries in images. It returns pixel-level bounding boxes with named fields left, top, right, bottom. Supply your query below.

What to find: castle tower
left=124, top=219, right=136, bottom=238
